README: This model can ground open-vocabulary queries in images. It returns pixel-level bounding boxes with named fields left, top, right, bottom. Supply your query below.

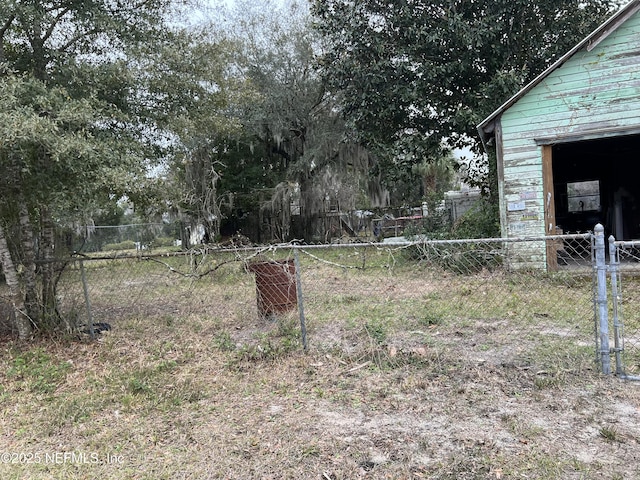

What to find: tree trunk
left=40, top=205, right=58, bottom=325
left=18, top=203, right=41, bottom=326
left=0, top=223, right=32, bottom=339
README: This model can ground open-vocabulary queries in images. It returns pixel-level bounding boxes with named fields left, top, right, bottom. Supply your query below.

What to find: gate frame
left=594, top=223, right=640, bottom=379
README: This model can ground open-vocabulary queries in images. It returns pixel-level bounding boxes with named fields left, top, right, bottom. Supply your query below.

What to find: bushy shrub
left=402, top=198, right=502, bottom=273
left=450, top=199, right=500, bottom=239
left=403, top=196, right=499, bottom=242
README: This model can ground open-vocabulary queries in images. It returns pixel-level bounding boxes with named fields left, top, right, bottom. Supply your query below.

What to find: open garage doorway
left=551, top=135, right=640, bottom=241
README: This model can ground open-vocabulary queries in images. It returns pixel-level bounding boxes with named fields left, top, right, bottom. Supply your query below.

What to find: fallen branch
left=340, top=361, right=371, bottom=375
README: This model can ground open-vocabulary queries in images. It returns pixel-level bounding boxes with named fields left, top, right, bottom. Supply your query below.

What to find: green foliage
left=0, top=0, right=181, bottom=334
left=103, top=241, right=137, bottom=252
left=451, top=198, right=501, bottom=239
left=417, top=306, right=444, bottom=327
left=209, top=0, right=381, bottom=241
left=364, top=318, right=389, bottom=345
left=381, top=144, right=458, bottom=207
left=311, top=0, right=617, bottom=189
left=0, top=76, right=133, bottom=216
left=230, top=318, right=301, bottom=363
left=151, top=236, right=177, bottom=248
left=127, top=375, right=153, bottom=396
left=213, top=331, right=237, bottom=352
left=599, top=426, right=621, bottom=443
left=404, top=193, right=500, bottom=241
left=8, top=348, right=71, bottom=394
left=403, top=218, right=445, bottom=241
left=0, top=1, right=174, bottom=212
left=147, top=28, right=256, bottom=242
left=407, top=242, right=503, bottom=275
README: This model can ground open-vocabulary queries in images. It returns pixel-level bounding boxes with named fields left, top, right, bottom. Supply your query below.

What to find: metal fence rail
left=46, top=233, right=599, bottom=376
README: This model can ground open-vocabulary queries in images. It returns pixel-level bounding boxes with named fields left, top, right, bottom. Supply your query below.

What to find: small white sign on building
left=507, top=201, right=526, bottom=212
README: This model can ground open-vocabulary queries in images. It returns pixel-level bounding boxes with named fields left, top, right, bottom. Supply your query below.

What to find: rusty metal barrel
left=248, top=259, right=297, bottom=319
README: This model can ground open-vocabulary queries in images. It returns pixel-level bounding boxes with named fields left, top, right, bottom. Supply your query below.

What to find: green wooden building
left=478, top=0, right=640, bottom=269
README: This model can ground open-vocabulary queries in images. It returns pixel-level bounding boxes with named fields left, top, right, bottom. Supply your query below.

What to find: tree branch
left=0, top=14, right=15, bottom=39
left=0, top=15, right=16, bottom=63
left=57, top=26, right=102, bottom=54
left=41, top=7, right=72, bottom=44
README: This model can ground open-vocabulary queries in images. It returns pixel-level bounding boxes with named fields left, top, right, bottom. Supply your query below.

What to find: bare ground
left=1, top=258, right=640, bottom=479
left=1, top=312, right=640, bottom=480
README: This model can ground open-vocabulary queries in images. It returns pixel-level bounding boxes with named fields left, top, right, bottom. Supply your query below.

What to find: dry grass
left=1, top=250, right=640, bottom=479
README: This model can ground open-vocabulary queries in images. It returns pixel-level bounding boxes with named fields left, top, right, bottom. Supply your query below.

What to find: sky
left=184, top=0, right=290, bottom=29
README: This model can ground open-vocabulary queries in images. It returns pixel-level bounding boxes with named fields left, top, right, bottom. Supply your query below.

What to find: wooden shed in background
left=478, top=0, right=640, bottom=269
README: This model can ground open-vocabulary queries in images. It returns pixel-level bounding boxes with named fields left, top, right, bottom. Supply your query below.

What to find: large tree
left=142, top=28, right=255, bottom=246
left=311, top=0, right=621, bottom=190
left=0, top=0, right=184, bottom=338
left=215, top=0, right=386, bottom=242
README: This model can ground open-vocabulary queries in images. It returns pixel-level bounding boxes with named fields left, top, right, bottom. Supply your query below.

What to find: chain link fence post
left=608, top=234, right=623, bottom=376
left=594, top=223, right=611, bottom=374
left=293, top=247, right=308, bottom=351
left=78, top=258, right=95, bottom=340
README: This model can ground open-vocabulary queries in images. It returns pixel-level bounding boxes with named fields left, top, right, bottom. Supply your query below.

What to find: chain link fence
left=607, top=239, right=640, bottom=377
left=46, top=233, right=600, bottom=375
left=63, top=223, right=182, bottom=254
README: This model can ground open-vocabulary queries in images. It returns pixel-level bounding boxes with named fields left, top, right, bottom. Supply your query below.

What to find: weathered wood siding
left=499, top=11, right=640, bottom=267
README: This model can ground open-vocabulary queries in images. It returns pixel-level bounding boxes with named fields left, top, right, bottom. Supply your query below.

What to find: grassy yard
left=1, top=248, right=640, bottom=479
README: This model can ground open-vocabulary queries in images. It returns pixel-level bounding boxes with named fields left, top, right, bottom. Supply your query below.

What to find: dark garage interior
left=552, top=134, right=640, bottom=241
